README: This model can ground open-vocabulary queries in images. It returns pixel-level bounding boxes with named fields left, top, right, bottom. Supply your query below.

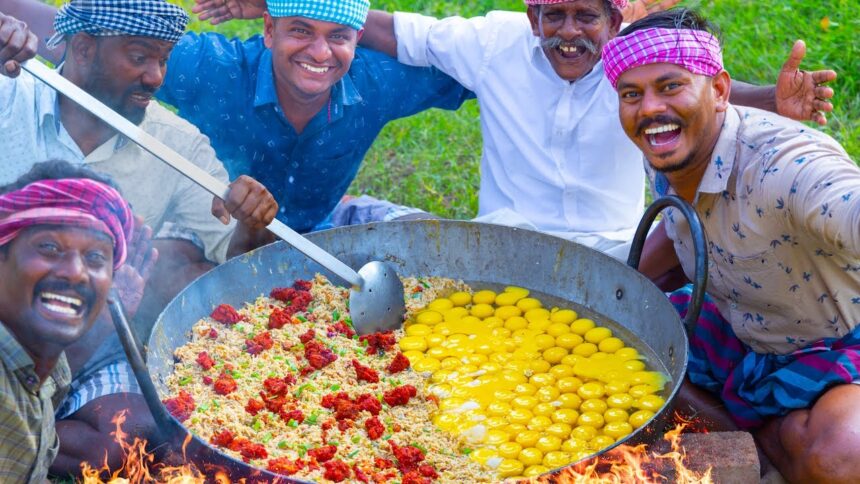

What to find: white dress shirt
left=394, top=11, right=645, bottom=251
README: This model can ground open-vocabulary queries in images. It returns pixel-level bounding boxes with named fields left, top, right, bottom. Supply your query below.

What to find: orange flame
left=79, top=410, right=205, bottom=484
left=524, top=421, right=713, bottom=484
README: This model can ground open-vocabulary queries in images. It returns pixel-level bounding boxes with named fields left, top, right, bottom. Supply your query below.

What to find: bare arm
left=360, top=10, right=397, bottom=58
left=0, top=0, right=60, bottom=62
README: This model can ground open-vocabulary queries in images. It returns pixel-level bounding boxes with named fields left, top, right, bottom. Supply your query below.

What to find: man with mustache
left=603, top=8, right=858, bottom=481
left=354, top=0, right=836, bottom=258
left=0, top=161, right=136, bottom=483
left=0, top=1, right=279, bottom=474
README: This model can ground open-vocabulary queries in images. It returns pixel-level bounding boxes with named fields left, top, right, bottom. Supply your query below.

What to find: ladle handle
left=107, top=294, right=187, bottom=444
left=627, top=195, right=708, bottom=329
left=21, top=60, right=363, bottom=290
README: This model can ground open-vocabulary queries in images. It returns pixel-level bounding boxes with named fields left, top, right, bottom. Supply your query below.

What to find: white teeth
left=559, top=45, right=579, bottom=53
left=300, top=63, right=329, bottom=74
left=43, top=302, right=78, bottom=316
left=42, top=292, right=83, bottom=307
left=644, top=124, right=680, bottom=135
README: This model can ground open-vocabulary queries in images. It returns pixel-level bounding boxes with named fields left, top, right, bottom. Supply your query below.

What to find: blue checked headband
left=47, top=0, right=189, bottom=49
left=266, top=0, right=370, bottom=30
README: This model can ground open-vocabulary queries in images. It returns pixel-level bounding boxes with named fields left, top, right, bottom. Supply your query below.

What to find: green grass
left=181, top=0, right=858, bottom=219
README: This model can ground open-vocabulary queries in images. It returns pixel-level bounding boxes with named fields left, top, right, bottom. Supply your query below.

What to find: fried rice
left=164, top=274, right=492, bottom=483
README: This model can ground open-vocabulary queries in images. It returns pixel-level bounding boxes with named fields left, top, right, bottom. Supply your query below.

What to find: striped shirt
left=0, top=324, right=70, bottom=483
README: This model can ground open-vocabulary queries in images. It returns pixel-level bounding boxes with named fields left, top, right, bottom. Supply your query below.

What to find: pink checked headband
left=524, top=0, right=629, bottom=11
left=602, top=27, right=723, bottom=89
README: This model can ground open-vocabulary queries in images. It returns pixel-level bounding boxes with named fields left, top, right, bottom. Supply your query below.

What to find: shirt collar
left=0, top=323, right=35, bottom=373
left=253, top=48, right=364, bottom=112
left=696, top=105, right=740, bottom=195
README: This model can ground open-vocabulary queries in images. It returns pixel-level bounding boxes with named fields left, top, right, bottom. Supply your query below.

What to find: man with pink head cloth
left=603, top=8, right=858, bottom=482
left=0, top=160, right=135, bottom=481
left=351, top=0, right=835, bottom=259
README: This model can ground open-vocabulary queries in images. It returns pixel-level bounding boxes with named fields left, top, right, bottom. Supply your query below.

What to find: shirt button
left=731, top=303, right=738, bottom=309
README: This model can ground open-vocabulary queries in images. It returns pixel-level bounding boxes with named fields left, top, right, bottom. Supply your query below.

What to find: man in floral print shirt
left=604, top=8, right=860, bottom=483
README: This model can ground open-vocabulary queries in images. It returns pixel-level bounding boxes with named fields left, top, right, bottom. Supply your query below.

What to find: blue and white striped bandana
left=47, top=0, right=189, bottom=49
left=266, top=0, right=370, bottom=30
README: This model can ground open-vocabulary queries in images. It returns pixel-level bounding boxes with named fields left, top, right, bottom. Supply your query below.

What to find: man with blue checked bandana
left=0, top=0, right=281, bottom=476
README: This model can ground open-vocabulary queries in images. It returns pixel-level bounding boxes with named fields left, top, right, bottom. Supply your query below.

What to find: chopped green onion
left=197, top=403, right=210, bottom=412
left=461, top=448, right=472, bottom=455
left=332, top=310, right=340, bottom=321
left=273, top=355, right=285, bottom=361
left=327, top=440, right=339, bottom=446
left=298, top=444, right=308, bottom=457
left=191, top=417, right=199, bottom=424
left=178, top=376, right=192, bottom=386
left=252, top=419, right=262, bottom=431
left=360, top=339, right=369, bottom=347
left=305, top=412, right=319, bottom=425
left=235, top=324, right=245, bottom=333
left=278, top=440, right=289, bottom=449
left=295, top=383, right=313, bottom=397
left=351, top=435, right=361, bottom=444
left=296, top=315, right=307, bottom=322
left=382, top=434, right=393, bottom=441
left=355, top=347, right=366, bottom=355
left=411, top=443, right=427, bottom=454
left=411, top=293, right=422, bottom=299
left=267, top=372, right=277, bottom=378
left=345, top=316, right=353, bottom=326
left=287, top=419, right=298, bottom=428
left=211, top=399, right=220, bottom=409
left=347, top=449, right=360, bottom=458
left=262, top=432, right=274, bottom=443
left=231, top=370, right=243, bottom=379
left=330, top=384, right=341, bottom=391
left=250, top=372, right=260, bottom=379
left=420, top=280, right=431, bottom=288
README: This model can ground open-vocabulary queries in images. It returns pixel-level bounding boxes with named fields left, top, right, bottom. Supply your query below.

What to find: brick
left=678, top=431, right=760, bottom=484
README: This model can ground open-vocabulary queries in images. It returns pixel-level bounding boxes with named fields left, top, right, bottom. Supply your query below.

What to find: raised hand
left=775, top=40, right=837, bottom=126
left=0, top=12, right=38, bottom=77
left=191, top=0, right=266, bottom=25
left=113, top=216, right=158, bottom=318
left=621, top=0, right=682, bottom=24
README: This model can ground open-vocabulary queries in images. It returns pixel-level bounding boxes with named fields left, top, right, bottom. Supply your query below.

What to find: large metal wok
left=124, top=196, right=705, bottom=482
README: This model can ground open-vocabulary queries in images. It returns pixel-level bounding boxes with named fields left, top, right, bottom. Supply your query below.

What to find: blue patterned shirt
left=158, top=33, right=473, bottom=232
left=651, top=105, right=860, bottom=355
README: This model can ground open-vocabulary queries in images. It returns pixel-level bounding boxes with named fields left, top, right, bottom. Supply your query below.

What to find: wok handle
left=21, top=60, right=364, bottom=290
left=107, top=293, right=188, bottom=443
left=626, top=195, right=708, bottom=329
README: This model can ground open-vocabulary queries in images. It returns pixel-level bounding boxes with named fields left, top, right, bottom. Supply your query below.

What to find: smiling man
left=0, top=164, right=133, bottom=483
left=603, top=9, right=860, bottom=482
left=358, top=0, right=837, bottom=258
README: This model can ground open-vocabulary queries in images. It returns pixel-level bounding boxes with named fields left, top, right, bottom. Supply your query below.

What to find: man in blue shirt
left=158, top=23, right=472, bottom=231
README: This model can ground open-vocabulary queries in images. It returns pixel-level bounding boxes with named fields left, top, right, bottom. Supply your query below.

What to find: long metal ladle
left=22, top=60, right=404, bottom=335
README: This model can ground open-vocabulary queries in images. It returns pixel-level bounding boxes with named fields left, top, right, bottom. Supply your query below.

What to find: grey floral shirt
left=649, top=105, right=860, bottom=355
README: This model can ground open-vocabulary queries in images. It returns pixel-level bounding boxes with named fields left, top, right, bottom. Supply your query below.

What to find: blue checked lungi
left=670, top=284, right=860, bottom=429
left=55, top=358, right=141, bottom=419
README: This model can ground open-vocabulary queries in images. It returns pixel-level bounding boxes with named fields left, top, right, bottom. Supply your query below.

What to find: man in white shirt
left=359, top=0, right=836, bottom=258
